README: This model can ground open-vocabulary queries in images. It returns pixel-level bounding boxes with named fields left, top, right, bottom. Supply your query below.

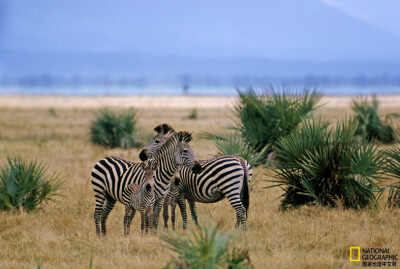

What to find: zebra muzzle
left=145, top=183, right=152, bottom=191
left=139, top=149, right=149, bottom=161
left=192, top=160, right=202, bottom=174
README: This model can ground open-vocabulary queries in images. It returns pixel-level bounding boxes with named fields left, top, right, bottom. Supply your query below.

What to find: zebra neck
left=158, top=156, right=179, bottom=179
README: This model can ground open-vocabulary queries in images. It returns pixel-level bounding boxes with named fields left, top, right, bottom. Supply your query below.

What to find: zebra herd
left=91, top=123, right=252, bottom=236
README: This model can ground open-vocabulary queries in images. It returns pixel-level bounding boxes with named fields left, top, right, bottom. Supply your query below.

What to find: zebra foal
left=123, top=160, right=157, bottom=235
left=162, top=175, right=180, bottom=230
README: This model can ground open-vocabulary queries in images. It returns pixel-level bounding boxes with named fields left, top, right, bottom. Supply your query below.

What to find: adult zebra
left=164, top=155, right=252, bottom=230
left=90, top=129, right=200, bottom=235
left=140, top=134, right=251, bottom=229
left=139, top=130, right=203, bottom=229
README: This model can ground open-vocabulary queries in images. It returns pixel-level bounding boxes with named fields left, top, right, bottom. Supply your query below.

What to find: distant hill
left=1, top=0, right=400, bottom=93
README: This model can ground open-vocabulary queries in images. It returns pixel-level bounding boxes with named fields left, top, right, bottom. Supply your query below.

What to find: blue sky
left=1, top=0, right=400, bottom=62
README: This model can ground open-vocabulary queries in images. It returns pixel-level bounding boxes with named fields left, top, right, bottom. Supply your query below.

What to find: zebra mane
left=154, top=123, right=175, bottom=135
left=151, top=131, right=192, bottom=159
left=178, top=131, right=193, bottom=142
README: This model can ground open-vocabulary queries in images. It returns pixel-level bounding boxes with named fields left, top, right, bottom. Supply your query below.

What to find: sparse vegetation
left=352, top=96, right=398, bottom=143
left=0, top=155, right=64, bottom=212
left=1, top=96, right=400, bottom=268
left=271, top=117, right=385, bottom=209
left=162, top=223, right=251, bottom=269
left=90, top=107, right=142, bottom=148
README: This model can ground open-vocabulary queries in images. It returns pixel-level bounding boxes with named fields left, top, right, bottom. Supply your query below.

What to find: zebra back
left=92, top=156, right=152, bottom=205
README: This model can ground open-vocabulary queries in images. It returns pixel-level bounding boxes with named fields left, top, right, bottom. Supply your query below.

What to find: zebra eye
left=155, top=139, right=160, bottom=144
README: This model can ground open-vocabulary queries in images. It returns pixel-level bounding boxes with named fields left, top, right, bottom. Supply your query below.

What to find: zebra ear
left=162, top=124, right=175, bottom=134
left=154, top=125, right=163, bottom=133
left=178, top=131, right=193, bottom=142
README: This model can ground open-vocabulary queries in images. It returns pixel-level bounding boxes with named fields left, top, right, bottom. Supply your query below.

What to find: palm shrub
left=270, top=117, right=385, bottom=209
left=161, top=223, right=251, bottom=269
left=234, top=88, right=322, bottom=158
left=202, top=132, right=268, bottom=167
left=90, top=107, right=142, bottom=148
left=382, top=148, right=400, bottom=207
left=0, top=155, right=64, bottom=212
left=352, top=96, right=398, bottom=143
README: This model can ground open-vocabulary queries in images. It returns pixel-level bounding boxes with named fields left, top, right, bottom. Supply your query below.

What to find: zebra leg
left=141, top=211, right=145, bottom=235
left=148, top=206, right=154, bottom=234
left=235, top=211, right=241, bottom=228
left=225, top=192, right=247, bottom=230
left=163, top=201, right=169, bottom=230
left=152, top=198, right=164, bottom=230
left=144, top=210, right=149, bottom=235
left=188, top=200, right=200, bottom=228
left=124, top=205, right=136, bottom=236
left=94, top=194, right=106, bottom=235
left=171, top=203, right=176, bottom=231
left=176, top=195, right=188, bottom=229
left=100, top=198, right=116, bottom=236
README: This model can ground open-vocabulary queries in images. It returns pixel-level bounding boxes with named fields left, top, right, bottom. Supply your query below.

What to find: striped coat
left=122, top=161, right=156, bottom=235
left=163, top=155, right=252, bottom=230
left=91, top=156, right=160, bottom=235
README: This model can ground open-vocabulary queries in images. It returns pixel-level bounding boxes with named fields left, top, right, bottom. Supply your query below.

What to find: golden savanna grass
left=0, top=95, right=399, bottom=269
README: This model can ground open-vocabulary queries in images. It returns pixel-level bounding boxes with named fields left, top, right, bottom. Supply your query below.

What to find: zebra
left=162, top=155, right=252, bottom=230
left=141, top=131, right=251, bottom=229
left=90, top=124, right=175, bottom=236
left=139, top=130, right=203, bottom=229
left=139, top=123, right=175, bottom=162
left=123, top=159, right=157, bottom=236
left=162, top=174, right=180, bottom=230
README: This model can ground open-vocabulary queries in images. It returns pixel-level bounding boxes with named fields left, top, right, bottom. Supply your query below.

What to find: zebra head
left=139, top=123, right=175, bottom=161
left=141, top=159, right=158, bottom=191
left=175, top=131, right=202, bottom=174
left=139, top=130, right=202, bottom=174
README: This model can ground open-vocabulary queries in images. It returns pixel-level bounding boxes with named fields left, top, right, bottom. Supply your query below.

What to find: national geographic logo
left=350, top=247, right=399, bottom=267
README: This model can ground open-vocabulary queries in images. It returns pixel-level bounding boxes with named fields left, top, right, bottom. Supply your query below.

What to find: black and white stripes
left=91, top=156, right=144, bottom=235
left=122, top=160, right=157, bottom=235
left=91, top=122, right=252, bottom=235
left=91, top=127, right=202, bottom=235
left=141, top=126, right=251, bottom=230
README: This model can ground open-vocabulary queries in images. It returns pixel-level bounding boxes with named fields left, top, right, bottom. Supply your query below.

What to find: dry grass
left=0, top=95, right=399, bottom=269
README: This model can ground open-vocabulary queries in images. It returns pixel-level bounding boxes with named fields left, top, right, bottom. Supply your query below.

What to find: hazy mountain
left=1, top=0, right=399, bottom=78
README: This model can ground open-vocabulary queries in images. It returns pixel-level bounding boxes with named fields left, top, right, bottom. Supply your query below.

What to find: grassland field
left=0, top=95, right=399, bottom=269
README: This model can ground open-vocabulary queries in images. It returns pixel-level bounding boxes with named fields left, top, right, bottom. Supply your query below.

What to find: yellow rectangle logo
left=350, top=247, right=360, bottom=261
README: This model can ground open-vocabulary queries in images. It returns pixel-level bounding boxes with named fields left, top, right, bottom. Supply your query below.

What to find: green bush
left=383, top=148, right=400, bottom=207
left=90, top=107, right=142, bottom=148
left=0, top=155, right=64, bottom=212
left=48, top=107, right=57, bottom=117
left=161, top=223, right=251, bottom=269
left=352, top=96, right=398, bottom=143
left=270, top=117, right=384, bottom=209
left=202, top=132, right=268, bottom=167
left=188, top=108, right=198, bottom=120
left=234, top=88, right=322, bottom=158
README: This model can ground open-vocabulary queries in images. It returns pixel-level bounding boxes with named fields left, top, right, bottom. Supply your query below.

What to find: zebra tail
left=242, top=167, right=250, bottom=217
